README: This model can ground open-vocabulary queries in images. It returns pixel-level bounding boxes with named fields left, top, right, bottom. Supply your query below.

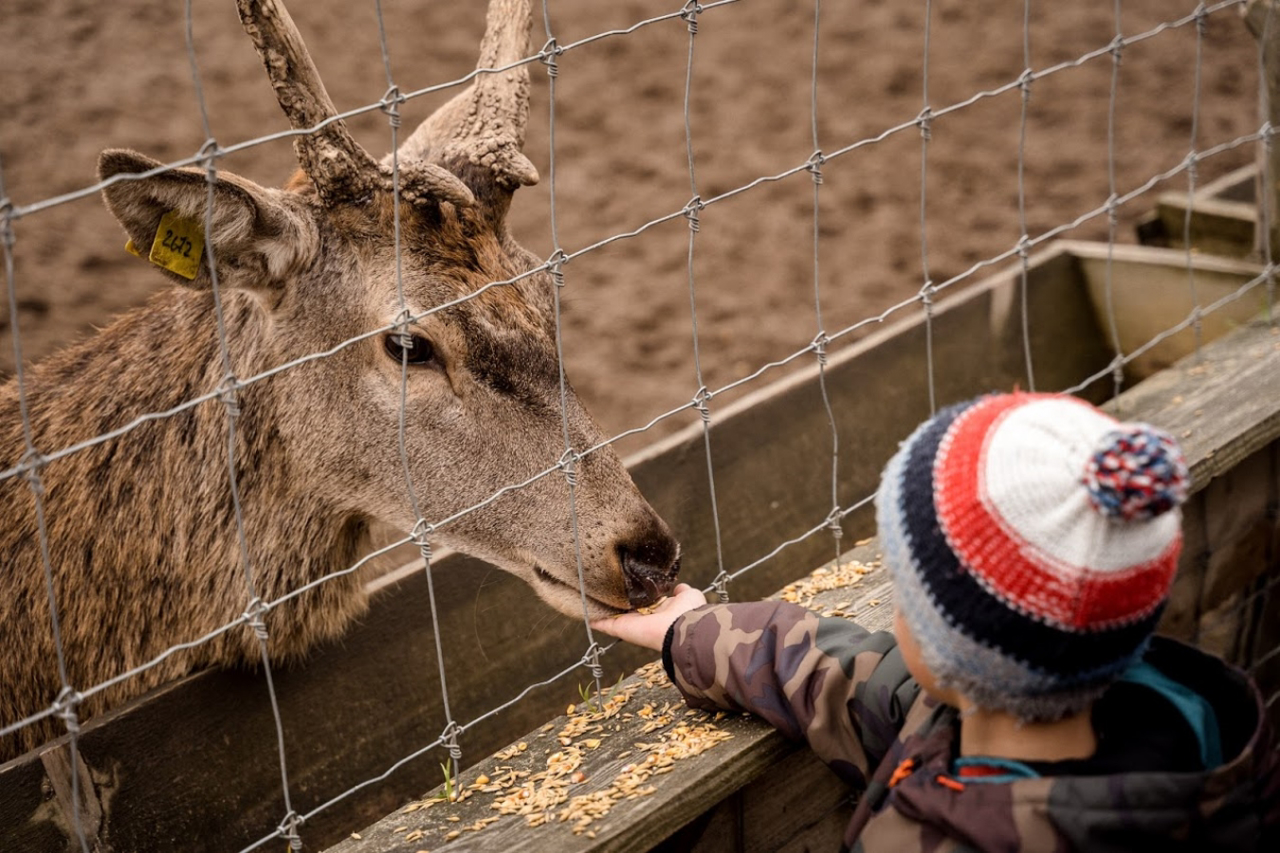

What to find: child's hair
left=876, top=392, right=1189, bottom=722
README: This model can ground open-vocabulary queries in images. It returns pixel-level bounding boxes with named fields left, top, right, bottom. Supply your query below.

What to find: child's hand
left=590, top=583, right=708, bottom=651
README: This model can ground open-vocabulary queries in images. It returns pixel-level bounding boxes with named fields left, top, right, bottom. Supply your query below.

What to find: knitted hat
left=876, top=392, right=1190, bottom=722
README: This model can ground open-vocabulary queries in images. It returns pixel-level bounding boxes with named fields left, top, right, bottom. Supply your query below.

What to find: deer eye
left=383, top=333, right=436, bottom=366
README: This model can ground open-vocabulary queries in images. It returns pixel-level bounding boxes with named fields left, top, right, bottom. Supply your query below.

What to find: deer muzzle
left=618, top=535, right=681, bottom=610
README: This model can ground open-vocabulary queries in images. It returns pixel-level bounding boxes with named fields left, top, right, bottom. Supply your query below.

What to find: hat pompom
left=1083, top=425, right=1189, bottom=522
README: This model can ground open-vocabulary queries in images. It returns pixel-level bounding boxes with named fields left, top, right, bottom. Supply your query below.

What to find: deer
left=0, top=0, right=680, bottom=763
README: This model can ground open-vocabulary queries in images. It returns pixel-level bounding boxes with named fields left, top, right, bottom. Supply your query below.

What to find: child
left=593, top=392, right=1280, bottom=851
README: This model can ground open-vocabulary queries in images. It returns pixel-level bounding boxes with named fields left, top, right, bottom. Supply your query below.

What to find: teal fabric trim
left=1120, top=660, right=1223, bottom=769
left=952, top=756, right=1041, bottom=783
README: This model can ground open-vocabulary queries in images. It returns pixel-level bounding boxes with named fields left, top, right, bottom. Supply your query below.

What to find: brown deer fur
left=0, top=0, right=679, bottom=762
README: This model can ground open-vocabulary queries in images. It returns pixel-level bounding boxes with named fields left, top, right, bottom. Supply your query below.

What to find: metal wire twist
left=807, top=149, right=825, bottom=184
left=539, top=37, right=562, bottom=77
left=243, top=598, right=270, bottom=642
left=581, top=641, right=605, bottom=683
left=681, top=1, right=703, bottom=34
left=54, top=687, right=82, bottom=737
left=380, top=85, right=405, bottom=129
left=278, top=811, right=303, bottom=852
left=683, top=196, right=704, bottom=232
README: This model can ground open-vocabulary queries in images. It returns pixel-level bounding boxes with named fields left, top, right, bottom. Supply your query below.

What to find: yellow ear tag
left=146, top=212, right=206, bottom=280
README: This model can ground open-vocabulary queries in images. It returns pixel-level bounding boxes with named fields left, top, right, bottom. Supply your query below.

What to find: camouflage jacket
left=663, top=601, right=1280, bottom=852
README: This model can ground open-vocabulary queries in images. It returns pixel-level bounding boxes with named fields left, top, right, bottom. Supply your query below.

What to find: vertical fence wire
left=1017, top=0, right=1037, bottom=391
left=0, top=161, right=92, bottom=853
left=1258, top=0, right=1278, bottom=320
left=1183, top=3, right=1207, bottom=361
left=807, top=0, right=844, bottom=564
left=1102, top=0, right=1127, bottom=402
left=183, top=2, right=304, bottom=847
left=917, top=0, right=937, bottom=414
left=373, top=0, right=467, bottom=790
left=540, top=0, right=609, bottom=708
left=678, top=2, right=732, bottom=604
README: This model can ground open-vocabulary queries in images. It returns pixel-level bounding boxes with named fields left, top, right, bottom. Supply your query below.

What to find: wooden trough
left=0, top=240, right=1269, bottom=853
left=1136, top=164, right=1259, bottom=260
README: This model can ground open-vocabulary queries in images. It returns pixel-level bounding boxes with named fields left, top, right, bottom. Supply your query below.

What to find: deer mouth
left=532, top=564, right=628, bottom=618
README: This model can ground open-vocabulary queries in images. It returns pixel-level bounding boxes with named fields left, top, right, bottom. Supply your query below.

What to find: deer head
left=95, top=0, right=680, bottom=619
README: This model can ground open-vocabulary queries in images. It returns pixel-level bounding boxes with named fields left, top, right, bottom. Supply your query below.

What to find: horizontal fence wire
left=2, top=0, right=1275, bottom=849
left=0, top=1, right=1257, bottom=486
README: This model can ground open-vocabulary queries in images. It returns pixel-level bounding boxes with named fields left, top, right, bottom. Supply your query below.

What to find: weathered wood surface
left=327, top=542, right=894, bottom=853
left=331, top=317, right=1280, bottom=853
left=1071, top=242, right=1265, bottom=379
left=2, top=242, right=1121, bottom=853
left=1136, top=164, right=1257, bottom=260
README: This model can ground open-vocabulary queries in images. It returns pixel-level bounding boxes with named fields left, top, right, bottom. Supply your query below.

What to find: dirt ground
left=0, top=0, right=1261, bottom=453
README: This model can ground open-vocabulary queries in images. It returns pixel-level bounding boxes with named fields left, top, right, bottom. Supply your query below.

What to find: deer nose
left=619, top=534, right=681, bottom=609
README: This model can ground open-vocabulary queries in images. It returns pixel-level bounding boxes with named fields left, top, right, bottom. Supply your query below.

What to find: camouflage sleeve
left=664, top=601, right=919, bottom=788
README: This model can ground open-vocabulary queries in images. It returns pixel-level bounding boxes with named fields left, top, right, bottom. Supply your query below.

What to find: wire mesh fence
left=1, top=0, right=1276, bottom=850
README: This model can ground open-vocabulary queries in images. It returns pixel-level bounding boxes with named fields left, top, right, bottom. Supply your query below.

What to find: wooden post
left=1245, top=0, right=1280, bottom=261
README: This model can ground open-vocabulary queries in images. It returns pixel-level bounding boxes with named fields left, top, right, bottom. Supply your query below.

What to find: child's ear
left=98, top=149, right=318, bottom=300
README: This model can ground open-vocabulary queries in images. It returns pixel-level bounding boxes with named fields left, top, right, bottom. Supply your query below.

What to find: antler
left=236, top=0, right=383, bottom=205
left=393, top=0, right=540, bottom=190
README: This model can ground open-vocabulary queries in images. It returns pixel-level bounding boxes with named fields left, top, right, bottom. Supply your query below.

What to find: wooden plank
left=1101, top=320, right=1280, bottom=488
left=325, top=542, right=893, bottom=853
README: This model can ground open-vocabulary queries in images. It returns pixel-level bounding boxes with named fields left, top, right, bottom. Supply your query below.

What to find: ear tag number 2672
left=126, top=211, right=206, bottom=281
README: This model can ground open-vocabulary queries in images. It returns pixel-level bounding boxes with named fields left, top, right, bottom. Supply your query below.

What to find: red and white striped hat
left=876, top=392, right=1189, bottom=721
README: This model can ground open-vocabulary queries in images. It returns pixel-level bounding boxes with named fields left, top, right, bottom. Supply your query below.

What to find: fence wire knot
left=394, top=307, right=415, bottom=350
left=581, top=641, right=605, bottom=682
left=917, top=107, right=933, bottom=142
left=807, top=150, right=825, bottom=185
left=380, top=85, right=405, bottom=129
left=683, top=196, right=704, bottom=232
left=54, top=687, right=83, bottom=736
left=559, top=448, right=580, bottom=488
left=1105, top=193, right=1120, bottom=229
left=1109, top=34, right=1125, bottom=65
left=811, top=331, right=830, bottom=367
left=243, top=597, right=270, bottom=641
left=217, top=374, right=241, bottom=418
left=1016, top=235, right=1031, bottom=260
left=439, top=720, right=463, bottom=763
left=711, top=571, right=730, bottom=603
left=1183, top=150, right=1199, bottom=181
left=692, top=386, right=713, bottom=424
left=1264, top=122, right=1276, bottom=151
left=825, top=506, right=844, bottom=542
left=1109, top=353, right=1126, bottom=387
left=1018, top=68, right=1035, bottom=98
left=197, top=139, right=221, bottom=182
left=918, top=280, right=936, bottom=306
left=681, top=1, right=703, bottom=34
left=20, top=448, right=47, bottom=495
left=547, top=249, right=568, bottom=288
left=539, top=38, right=563, bottom=77
left=412, top=518, right=435, bottom=564
left=1193, top=2, right=1208, bottom=36
left=277, top=810, right=303, bottom=852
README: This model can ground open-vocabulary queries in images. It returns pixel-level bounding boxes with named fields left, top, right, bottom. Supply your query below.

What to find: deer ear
left=98, top=149, right=318, bottom=296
